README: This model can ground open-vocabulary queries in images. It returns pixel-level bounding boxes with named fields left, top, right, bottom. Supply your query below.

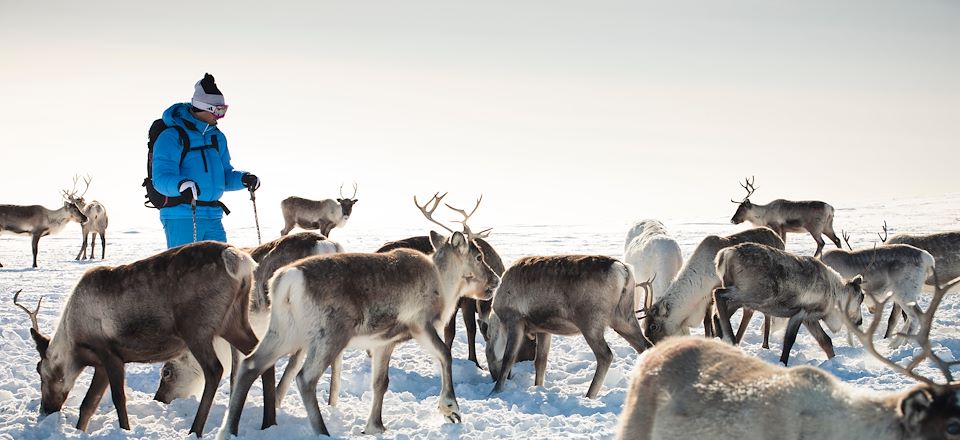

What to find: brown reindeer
left=218, top=229, right=500, bottom=438
left=18, top=241, right=259, bottom=437
left=616, top=272, right=960, bottom=440
left=713, top=242, right=865, bottom=365
left=279, top=183, right=358, bottom=237
left=375, top=192, right=536, bottom=368
left=1, top=183, right=88, bottom=268
left=153, top=232, right=344, bottom=406
left=485, top=255, right=653, bottom=398
left=729, top=176, right=842, bottom=256
left=63, top=176, right=109, bottom=260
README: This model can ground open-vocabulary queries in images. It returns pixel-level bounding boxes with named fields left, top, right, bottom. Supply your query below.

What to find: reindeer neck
left=50, top=205, right=74, bottom=224
left=432, top=251, right=464, bottom=322
left=745, top=201, right=770, bottom=223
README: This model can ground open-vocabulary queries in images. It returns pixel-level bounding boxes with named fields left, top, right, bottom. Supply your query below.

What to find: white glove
left=179, top=180, right=199, bottom=201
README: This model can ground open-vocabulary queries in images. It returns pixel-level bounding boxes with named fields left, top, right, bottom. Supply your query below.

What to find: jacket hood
left=162, top=103, right=219, bottom=135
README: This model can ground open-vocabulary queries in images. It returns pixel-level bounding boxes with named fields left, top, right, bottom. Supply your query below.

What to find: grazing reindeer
left=18, top=241, right=259, bottom=437
left=729, top=176, right=842, bottom=257
left=0, top=186, right=88, bottom=268
left=376, top=192, right=536, bottom=368
left=485, top=255, right=653, bottom=399
left=823, top=235, right=935, bottom=345
left=616, top=272, right=960, bottom=440
left=623, top=219, right=683, bottom=313
left=713, top=242, right=865, bottom=365
left=153, top=232, right=343, bottom=405
left=63, top=176, right=109, bottom=260
left=279, top=183, right=358, bottom=237
left=642, top=227, right=784, bottom=346
left=218, top=229, right=500, bottom=438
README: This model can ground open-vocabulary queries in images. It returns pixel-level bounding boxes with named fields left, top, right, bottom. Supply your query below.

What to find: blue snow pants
left=161, top=218, right=228, bottom=249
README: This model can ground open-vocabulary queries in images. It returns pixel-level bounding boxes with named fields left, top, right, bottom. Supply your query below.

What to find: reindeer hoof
left=439, top=398, right=461, bottom=424
left=362, top=422, right=386, bottom=435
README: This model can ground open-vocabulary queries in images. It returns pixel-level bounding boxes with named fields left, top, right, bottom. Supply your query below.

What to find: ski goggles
left=191, top=99, right=229, bottom=118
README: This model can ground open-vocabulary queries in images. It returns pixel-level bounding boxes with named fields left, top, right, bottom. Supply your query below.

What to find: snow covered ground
left=1, top=194, right=959, bottom=439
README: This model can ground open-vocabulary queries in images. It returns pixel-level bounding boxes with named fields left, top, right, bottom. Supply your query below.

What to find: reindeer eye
left=476, top=254, right=482, bottom=262
left=947, top=420, right=960, bottom=435
left=649, top=323, right=660, bottom=331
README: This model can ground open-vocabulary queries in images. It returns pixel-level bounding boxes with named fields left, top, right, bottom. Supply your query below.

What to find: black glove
left=178, top=180, right=199, bottom=202
left=242, top=173, right=260, bottom=191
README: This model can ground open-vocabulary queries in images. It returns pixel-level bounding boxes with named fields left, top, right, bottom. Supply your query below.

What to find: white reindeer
left=624, top=219, right=683, bottom=313
left=62, top=176, right=109, bottom=260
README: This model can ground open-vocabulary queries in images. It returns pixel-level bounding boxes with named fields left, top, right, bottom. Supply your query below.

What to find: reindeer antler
left=79, top=175, right=92, bottom=199
left=414, top=192, right=455, bottom=234
left=445, top=195, right=493, bottom=239
left=340, top=182, right=358, bottom=199
left=635, top=274, right=657, bottom=320
left=13, top=290, right=43, bottom=332
left=841, top=230, right=853, bottom=251
left=840, top=269, right=960, bottom=389
left=877, top=220, right=888, bottom=243
left=732, top=176, right=758, bottom=203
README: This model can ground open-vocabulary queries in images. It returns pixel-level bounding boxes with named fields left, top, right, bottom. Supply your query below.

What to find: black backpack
left=143, top=119, right=191, bottom=209
left=142, top=118, right=231, bottom=213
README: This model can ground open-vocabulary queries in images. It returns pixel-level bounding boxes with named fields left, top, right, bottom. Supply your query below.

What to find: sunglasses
left=191, top=100, right=229, bottom=118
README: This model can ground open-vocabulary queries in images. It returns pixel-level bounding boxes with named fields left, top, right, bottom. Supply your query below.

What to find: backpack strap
left=169, top=125, right=190, bottom=165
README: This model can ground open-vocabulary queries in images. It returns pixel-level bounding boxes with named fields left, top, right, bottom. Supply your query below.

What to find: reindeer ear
left=850, top=274, right=864, bottom=289
left=429, top=230, right=446, bottom=252
left=352, top=199, right=358, bottom=203
left=900, top=387, right=933, bottom=430
left=449, top=231, right=469, bottom=255
left=336, top=198, right=344, bottom=203
left=30, top=328, right=49, bottom=358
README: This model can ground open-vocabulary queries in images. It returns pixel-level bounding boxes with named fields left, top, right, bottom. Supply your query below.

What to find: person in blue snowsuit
left=152, top=73, right=259, bottom=248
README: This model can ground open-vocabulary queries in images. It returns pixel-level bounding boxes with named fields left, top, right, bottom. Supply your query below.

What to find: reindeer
left=62, top=175, right=109, bottom=260
left=279, top=183, right=358, bottom=237
left=642, top=227, right=785, bottom=346
left=484, top=255, right=653, bottom=399
left=17, top=241, right=259, bottom=437
left=153, top=232, right=343, bottom=406
left=824, top=232, right=935, bottom=346
left=375, top=193, right=536, bottom=369
left=729, top=176, right=842, bottom=257
left=0, top=184, right=88, bottom=268
left=713, top=242, right=865, bottom=365
left=616, top=272, right=960, bottom=440
left=218, top=228, right=500, bottom=438
left=623, top=219, right=683, bottom=313
left=886, top=230, right=960, bottom=286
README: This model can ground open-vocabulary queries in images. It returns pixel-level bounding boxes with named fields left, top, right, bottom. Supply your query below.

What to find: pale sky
left=1, top=0, right=957, bottom=232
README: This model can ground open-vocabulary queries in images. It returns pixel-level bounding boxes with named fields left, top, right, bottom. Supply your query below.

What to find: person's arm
left=220, top=135, right=247, bottom=191
left=152, top=129, right=190, bottom=197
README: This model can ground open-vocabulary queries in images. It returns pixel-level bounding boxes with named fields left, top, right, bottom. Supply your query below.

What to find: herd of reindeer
left=2, top=176, right=960, bottom=439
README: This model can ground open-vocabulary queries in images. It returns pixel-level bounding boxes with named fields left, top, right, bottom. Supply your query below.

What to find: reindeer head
left=840, top=271, right=960, bottom=438
left=641, top=301, right=676, bottom=344
left=429, top=230, right=500, bottom=301
left=337, top=183, right=359, bottom=217
left=823, top=275, right=864, bottom=333
left=730, top=176, right=758, bottom=225
left=14, top=291, right=80, bottom=416
left=61, top=175, right=91, bottom=223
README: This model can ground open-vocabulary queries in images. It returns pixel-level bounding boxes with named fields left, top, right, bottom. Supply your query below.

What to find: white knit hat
left=191, top=73, right=225, bottom=108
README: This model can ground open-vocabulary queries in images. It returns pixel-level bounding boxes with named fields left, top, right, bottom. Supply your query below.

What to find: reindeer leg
left=260, top=366, right=277, bottom=430
left=533, top=333, right=552, bottom=387
left=779, top=315, right=804, bottom=366
left=582, top=328, right=613, bottom=399
left=713, top=288, right=738, bottom=344
left=363, top=344, right=397, bottom=434
left=809, top=230, right=826, bottom=258
left=276, top=349, right=305, bottom=408
left=703, top=308, right=715, bottom=338
left=295, top=344, right=335, bottom=437
left=76, top=232, right=87, bottom=260
left=101, top=352, right=130, bottom=430
left=762, top=315, right=771, bottom=349
left=328, top=353, right=342, bottom=407
left=188, top=342, right=224, bottom=437
left=805, top=320, right=835, bottom=359
left=99, top=231, right=106, bottom=259
left=883, top=303, right=902, bottom=339
left=444, top=305, right=458, bottom=349
left=31, top=233, right=41, bottom=268
left=77, top=366, right=109, bottom=432
left=462, top=299, right=482, bottom=369
left=412, top=323, right=461, bottom=424
left=224, top=337, right=293, bottom=437
left=735, top=308, right=754, bottom=344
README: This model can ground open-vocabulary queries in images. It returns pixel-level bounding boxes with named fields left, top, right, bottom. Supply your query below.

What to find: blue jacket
left=152, top=103, right=247, bottom=219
